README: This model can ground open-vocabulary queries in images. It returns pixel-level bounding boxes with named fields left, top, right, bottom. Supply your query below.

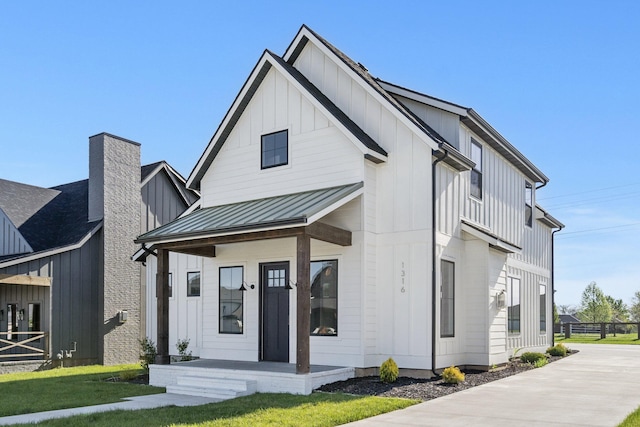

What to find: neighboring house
left=136, top=25, right=563, bottom=378
left=559, top=314, right=580, bottom=325
left=0, top=133, right=198, bottom=366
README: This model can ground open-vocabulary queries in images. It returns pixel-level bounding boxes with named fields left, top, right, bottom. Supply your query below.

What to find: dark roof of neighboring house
left=0, top=162, right=190, bottom=260
left=0, top=179, right=60, bottom=228
left=559, top=314, right=580, bottom=324
left=141, top=161, right=164, bottom=182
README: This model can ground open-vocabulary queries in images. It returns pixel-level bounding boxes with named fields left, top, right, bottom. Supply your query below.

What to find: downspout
left=432, top=148, right=448, bottom=374
left=551, top=225, right=563, bottom=346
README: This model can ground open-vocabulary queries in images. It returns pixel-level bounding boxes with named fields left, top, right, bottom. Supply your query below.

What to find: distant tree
left=553, top=303, right=560, bottom=325
left=605, top=296, right=629, bottom=322
left=630, top=291, right=640, bottom=322
left=578, top=282, right=612, bottom=323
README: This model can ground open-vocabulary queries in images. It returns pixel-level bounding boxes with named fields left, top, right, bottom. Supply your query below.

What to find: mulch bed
left=317, top=351, right=576, bottom=401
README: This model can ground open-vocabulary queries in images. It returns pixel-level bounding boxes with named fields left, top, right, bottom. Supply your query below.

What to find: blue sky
left=1, top=1, right=639, bottom=307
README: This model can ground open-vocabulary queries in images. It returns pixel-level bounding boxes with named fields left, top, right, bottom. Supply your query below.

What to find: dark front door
left=260, top=262, right=290, bottom=362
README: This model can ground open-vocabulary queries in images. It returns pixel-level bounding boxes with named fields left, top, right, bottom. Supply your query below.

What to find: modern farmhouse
left=136, top=25, right=562, bottom=392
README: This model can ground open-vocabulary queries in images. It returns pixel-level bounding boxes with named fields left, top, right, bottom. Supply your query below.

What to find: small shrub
left=533, top=358, right=548, bottom=368
left=176, top=338, right=193, bottom=362
left=520, top=352, right=547, bottom=365
left=119, top=370, right=139, bottom=381
left=139, top=337, right=157, bottom=372
left=546, top=343, right=568, bottom=357
left=442, top=366, right=465, bottom=384
left=380, top=358, right=399, bottom=383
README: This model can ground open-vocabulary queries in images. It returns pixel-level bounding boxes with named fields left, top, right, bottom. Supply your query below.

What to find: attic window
left=261, top=130, right=288, bottom=169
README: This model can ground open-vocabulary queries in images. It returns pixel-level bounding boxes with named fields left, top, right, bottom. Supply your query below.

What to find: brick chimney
left=88, top=133, right=141, bottom=365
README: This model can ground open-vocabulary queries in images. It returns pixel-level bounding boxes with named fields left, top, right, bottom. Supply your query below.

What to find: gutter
left=551, top=225, right=563, bottom=346
left=431, top=148, right=448, bottom=374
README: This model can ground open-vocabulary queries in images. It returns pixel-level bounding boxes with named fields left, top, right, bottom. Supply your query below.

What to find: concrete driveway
left=343, top=344, right=640, bottom=426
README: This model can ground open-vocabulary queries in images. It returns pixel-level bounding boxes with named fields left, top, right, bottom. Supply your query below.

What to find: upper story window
left=470, top=138, right=483, bottom=200
left=261, top=130, right=288, bottom=169
left=525, top=181, right=533, bottom=227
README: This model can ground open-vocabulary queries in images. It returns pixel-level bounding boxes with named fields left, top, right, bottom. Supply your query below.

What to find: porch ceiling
left=135, top=182, right=362, bottom=251
left=0, top=274, right=51, bottom=287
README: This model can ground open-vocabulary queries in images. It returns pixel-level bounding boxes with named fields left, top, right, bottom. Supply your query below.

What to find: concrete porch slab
left=150, top=359, right=354, bottom=395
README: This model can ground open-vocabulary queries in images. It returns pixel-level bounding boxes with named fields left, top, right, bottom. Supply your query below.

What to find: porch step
left=166, top=375, right=257, bottom=400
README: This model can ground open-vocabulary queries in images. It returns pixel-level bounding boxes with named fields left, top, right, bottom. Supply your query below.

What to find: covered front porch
left=0, top=274, right=51, bottom=362
left=135, top=183, right=363, bottom=395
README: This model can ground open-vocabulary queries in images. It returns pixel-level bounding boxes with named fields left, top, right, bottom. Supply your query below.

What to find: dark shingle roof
left=0, top=162, right=183, bottom=257
left=0, top=179, right=60, bottom=228
left=20, top=179, right=101, bottom=252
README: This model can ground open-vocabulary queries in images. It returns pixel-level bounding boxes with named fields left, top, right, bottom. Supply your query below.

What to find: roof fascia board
left=535, top=205, right=564, bottom=229
left=465, top=110, right=549, bottom=183
left=137, top=221, right=306, bottom=246
left=265, top=52, right=387, bottom=162
left=0, top=221, right=103, bottom=269
left=142, top=163, right=195, bottom=207
left=186, top=51, right=273, bottom=190
left=377, top=80, right=468, bottom=116
left=460, top=221, right=522, bottom=254
left=284, top=27, right=439, bottom=151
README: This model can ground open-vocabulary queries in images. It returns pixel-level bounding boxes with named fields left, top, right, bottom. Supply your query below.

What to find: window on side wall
left=440, top=260, right=455, bottom=337
left=539, top=284, right=546, bottom=334
left=525, top=181, right=533, bottom=228
left=310, top=260, right=338, bottom=336
left=261, top=130, right=288, bottom=169
left=508, top=277, right=521, bottom=335
left=219, top=266, right=244, bottom=334
left=187, top=272, right=201, bottom=297
left=470, top=138, right=483, bottom=199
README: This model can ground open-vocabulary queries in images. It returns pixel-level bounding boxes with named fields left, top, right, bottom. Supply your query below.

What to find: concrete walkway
left=0, top=393, right=219, bottom=425
left=343, top=344, right=640, bottom=427
left=0, top=344, right=637, bottom=426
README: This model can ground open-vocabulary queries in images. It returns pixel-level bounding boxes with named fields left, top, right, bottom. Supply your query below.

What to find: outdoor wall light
left=118, top=310, right=128, bottom=323
left=239, top=281, right=255, bottom=292
left=285, top=280, right=297, bottom=290
left=496, top=290, right=506, bottom=309
left=18, top=309, right=25, bottom=321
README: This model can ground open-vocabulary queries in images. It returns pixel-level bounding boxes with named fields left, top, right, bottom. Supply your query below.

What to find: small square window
left=261, top=130, right=288, bottom=169
left=187, top=272, right=201, bottom=297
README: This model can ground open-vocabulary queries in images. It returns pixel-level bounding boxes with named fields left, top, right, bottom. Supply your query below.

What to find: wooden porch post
left=156, top=248, right=170, bottom=364
left=296, top=233, right=311, bottom=374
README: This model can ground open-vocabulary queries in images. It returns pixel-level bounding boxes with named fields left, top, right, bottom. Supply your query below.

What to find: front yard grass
left=0, top=365, right=417, bottom=426
left=11, top=392, right=417, bottom=427
left=554, top=333, right=640, bottom=345
left=0, top=364, right=163, bottom=417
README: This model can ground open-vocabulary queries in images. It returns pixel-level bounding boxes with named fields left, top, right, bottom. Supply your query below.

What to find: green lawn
left=619, top=405, right=640, bottom=427
left=554, top=333, right=640, bottom=345
left=0, top=365, right=417, bottom=426
left=0, top=365, right=163, bottom=416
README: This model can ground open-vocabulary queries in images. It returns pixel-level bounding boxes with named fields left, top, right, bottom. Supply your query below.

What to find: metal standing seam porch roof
left=135, top=182, right=364, bottom=245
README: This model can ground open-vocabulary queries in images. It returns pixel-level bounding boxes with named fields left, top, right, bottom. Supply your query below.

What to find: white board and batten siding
left=199, top=67, right=365, bottom=208
left=146, top=252, right=203, bottom=358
